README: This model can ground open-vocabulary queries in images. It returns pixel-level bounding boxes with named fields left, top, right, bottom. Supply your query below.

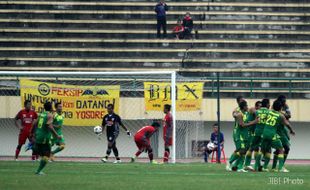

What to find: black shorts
left=34, top=143, right=51, bottom=157
left=107, top=132, right=119, bottom=143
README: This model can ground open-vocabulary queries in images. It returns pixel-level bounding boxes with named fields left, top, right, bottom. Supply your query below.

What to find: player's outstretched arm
left=119, top=117, right=131, bottom=136
left=283, top=104, right=291, bottom=119
left=281, top=115, right=295, bottom=135
left=237, top=113, right=258, bottom=128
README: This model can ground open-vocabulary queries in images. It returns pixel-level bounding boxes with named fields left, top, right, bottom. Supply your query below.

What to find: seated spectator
left=182, top=12, right=194, bottom=39
left=204, top=123, right=224, bottom=163
left=172, top=19, right=184, bottom=39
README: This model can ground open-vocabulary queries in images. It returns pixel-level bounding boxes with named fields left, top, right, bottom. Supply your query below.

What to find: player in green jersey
left=244, top=101, right=262, bottom=171
left=232, top=95, right=245, bottom=118
left=50, top=102, right=65, bottom=161
left=260, top=100, right=295, bottom=172
left=227, top=96, right=246, bottom=170
left=272, top=95, right=293, bottom=172
left=227, top=101, right=258, bottom=172
left=33, top=101, right=61, bottom=175
left=249, top=98, right=271, bottom=171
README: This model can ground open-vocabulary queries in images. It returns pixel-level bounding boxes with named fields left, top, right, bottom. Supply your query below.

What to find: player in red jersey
left=131, top=121, right=161, bottom=163
left=163, top=104, right=173, bottom=163
left=14, top=100, right=38, bottom=161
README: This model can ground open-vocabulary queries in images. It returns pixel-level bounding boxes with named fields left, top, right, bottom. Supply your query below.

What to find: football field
left=0, top=161, right=309, bottom=190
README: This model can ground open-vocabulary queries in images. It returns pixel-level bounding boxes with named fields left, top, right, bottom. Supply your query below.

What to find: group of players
left=14, top=100, right=173, bottom=174
left=226, top=95, right=295, bottom=172
left=15, top=94, right=295, bottom=174
left=15, top=100, right=65, bottom=174
left=99, top=103, right=173, bottom=164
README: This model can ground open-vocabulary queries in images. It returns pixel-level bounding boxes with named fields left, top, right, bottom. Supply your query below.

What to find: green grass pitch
left=0, top=161, right=309, bottom=190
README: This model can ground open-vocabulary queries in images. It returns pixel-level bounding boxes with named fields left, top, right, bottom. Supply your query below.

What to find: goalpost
left=0, top=71, right=179, bottom=163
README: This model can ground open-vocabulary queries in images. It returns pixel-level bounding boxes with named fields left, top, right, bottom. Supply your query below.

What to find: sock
left=51, top=145, right=65, bottom=155
left=272, top=154, right=278, bottom=169
left=204, top=152, right=208, bottom=163
left=15, top=145, right=21, bottom=159
left=135, top=150, right=142, bottom=157
left=229, top=152, right=239, bottom=164
left=254, top=151, right=262, bottom=171
left=278, top=154, right=285, bottom=170
left=148, top=150, right=153, bottom=162
left=112, top=147, right=119, bottom=159
left=284, top=153, right=288, bottom=164
left=36, top=156, right=48, bottom=173
left=263, top=153, right=271, bottom=169
left=237, top=155, right=245, bottom=170
left=231, top=152, right=241, bottom=168
left=105, top=148, right=111, bottom=158
left=244, top=150, right=252, bottom=167
left=32, top=153, right=36, bottom=161
left=163, top=150, right=170, bottom=163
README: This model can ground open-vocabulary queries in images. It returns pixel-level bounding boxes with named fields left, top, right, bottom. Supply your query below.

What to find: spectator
left=172, top=19, right=184, bottom=39
left=155, top=0, right=168, bottom=38
left=182, top=12, right=194, bottom=39
left=204, top=123, right=224, bottom=163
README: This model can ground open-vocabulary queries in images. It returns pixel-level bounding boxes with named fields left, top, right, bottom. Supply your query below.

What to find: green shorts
left=51, top=133, right=65, bottom=146
left=251, top=135, right=262, bottom=150
left=234, top=129, right=249, bottom=151
left=261, top=134, right=283, bottom=152
left=280, top=135, right=291, bottom=148
left=235, top=139, right=248, bottom=151
left=248, top=132, right=255, bottom=148
left=34, top=143, right=51, bottom=157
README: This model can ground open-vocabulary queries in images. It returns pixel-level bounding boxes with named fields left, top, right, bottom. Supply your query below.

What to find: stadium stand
left=0, top=0, right=310, bottom=71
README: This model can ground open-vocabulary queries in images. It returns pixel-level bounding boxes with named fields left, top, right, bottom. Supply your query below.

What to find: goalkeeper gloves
left=126, top=130, right=132, bottom=136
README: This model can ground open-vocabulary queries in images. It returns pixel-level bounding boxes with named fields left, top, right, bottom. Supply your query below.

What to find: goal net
left=0, top=71, right=208, bottom=163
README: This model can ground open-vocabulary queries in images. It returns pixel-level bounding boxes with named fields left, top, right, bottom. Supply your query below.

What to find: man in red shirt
left=14, top=100, right=38, bottom=160
left=172, top=19, right=184, bottom=39
left=163, top=104, right=173, bottom=163
left=131, top=121, right=161, bottom=164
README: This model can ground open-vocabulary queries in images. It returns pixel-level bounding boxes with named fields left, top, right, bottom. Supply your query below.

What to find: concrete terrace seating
left=0, top=0, right=310, bottom=70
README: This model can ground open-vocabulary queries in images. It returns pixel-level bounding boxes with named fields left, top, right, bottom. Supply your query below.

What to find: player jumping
left=101, top=104, right=131, bottom=163
left=14, top=100, right=38, bottom=161
left=131, top=121, right=161, bottom=164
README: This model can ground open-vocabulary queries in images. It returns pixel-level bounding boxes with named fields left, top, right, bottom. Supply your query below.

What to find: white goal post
left=0, top=71, right=178, bottom=163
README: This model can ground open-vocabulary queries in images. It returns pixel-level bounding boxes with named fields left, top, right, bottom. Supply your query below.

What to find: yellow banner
left=144, top=82, right=204, bottom=111
left=20, top=79, right=120, bottom=126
